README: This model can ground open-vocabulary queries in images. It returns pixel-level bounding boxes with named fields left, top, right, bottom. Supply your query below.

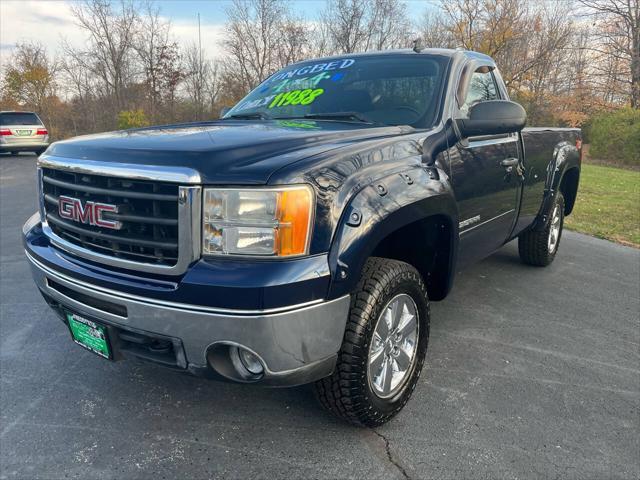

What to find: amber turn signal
left=277, top=187, right=313, bottom=256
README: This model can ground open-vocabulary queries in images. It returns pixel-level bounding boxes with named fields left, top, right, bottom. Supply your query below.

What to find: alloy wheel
left=368, top=293, right=419, bottom=399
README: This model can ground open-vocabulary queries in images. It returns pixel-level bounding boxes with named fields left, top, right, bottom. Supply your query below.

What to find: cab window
left=461, top=67, right=499, bottom=116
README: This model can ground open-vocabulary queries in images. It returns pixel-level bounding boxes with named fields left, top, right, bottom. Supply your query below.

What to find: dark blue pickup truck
left=23, top=49, right=581, bottom=426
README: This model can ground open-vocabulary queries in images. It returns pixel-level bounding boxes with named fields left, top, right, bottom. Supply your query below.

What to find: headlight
left=203, top=186, right=314, bottom=257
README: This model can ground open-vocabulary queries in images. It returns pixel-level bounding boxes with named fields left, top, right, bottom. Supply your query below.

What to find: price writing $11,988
left=268, top=88, right=324, bottom=109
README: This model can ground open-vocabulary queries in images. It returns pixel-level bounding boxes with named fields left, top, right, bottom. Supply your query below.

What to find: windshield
left=224, top=55, right=448, bottom=128
left=0, top=112, right=42, bottom=126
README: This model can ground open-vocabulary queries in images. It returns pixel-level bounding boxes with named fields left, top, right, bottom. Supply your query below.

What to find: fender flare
left=532, top=140, right=581, bottom=230
left=548, top=141, right=581, bottom=191
left=326, top=167, right=459, bottom=300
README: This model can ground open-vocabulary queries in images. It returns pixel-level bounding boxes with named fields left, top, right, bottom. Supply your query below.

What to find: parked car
left=23, top=49, right=581, bottom=426
left=0, top=111, right=49, bottom=155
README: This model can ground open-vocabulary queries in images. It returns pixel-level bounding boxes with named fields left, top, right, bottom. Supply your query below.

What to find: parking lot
left=1, top=153, right=639, bottom=479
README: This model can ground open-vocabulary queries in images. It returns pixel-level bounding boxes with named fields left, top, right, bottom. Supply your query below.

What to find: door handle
left=501, top=157, right=525, bottom=180
left=501, top=158, right=519, bottom=168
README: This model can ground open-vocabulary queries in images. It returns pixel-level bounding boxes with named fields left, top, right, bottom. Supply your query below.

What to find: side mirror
left=456, top=100, right=526, bottom=138
left=219, top=106, right=231, bottom=118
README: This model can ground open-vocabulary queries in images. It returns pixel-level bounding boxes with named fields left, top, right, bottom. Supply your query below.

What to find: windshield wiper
left=225, top=110, right=376, bottom=124
left=223, top=112, right=271, bottom=120
left=300, top=112, right=376, bottom=124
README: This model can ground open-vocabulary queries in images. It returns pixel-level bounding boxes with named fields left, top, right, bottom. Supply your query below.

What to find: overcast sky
left=0, top=0, right=429, bottom=67
left=0, top=0, right=231, bottom=65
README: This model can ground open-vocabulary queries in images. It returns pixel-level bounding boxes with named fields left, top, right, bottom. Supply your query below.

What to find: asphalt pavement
left=1, top=153, right=639, bottom=479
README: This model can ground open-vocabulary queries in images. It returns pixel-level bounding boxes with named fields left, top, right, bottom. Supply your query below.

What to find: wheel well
left=370, top=215, right=453, bottom=301
left=560, top=168, right=580, bottom=216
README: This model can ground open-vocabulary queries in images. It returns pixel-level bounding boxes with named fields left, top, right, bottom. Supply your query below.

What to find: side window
left=461, top=67, right=499, bottom=116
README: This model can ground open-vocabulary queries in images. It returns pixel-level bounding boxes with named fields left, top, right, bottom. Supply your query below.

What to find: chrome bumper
left=26, top=250, right=350, bottom=386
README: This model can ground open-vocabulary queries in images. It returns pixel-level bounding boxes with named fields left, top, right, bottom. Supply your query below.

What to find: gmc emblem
left=58, top=195, right=121, bottom=230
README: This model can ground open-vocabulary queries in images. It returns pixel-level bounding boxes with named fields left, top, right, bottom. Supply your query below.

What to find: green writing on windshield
left=271, top=72, right=332, bottom=93
left=268, top=89, right=324, bottom=109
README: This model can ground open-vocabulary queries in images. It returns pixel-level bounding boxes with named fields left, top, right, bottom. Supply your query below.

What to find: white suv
left=0, top=111, right=49, bottom=155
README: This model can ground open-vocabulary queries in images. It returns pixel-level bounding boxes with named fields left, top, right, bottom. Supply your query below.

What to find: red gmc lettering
left=58, top=195, right=121, bottom=230
left=58, top=196, right=76, bottom=220
left=75, top=200, right=94, bottom=224
left=93, top=203, right=119, bottom=229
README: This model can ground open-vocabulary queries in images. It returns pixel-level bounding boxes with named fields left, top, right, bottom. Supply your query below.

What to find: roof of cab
left=285, top=47, right=495, bottom=68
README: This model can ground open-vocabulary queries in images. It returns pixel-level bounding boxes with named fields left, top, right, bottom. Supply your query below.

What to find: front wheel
left=314, top=258, right=429, bottom=427
left=518, top=192, right=565, bottom=266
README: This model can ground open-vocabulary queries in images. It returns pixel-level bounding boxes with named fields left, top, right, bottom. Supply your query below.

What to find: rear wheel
left=518, top=192, right=565, bottom=266
left=314, top=257, right=429, bottom=427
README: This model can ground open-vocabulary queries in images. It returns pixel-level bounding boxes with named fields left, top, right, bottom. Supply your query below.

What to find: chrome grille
left=41, top=168, right=180, bottom=266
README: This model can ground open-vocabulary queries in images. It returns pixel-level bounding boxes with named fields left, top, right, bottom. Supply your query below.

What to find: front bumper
left=24, top=216, right=350, bottom=386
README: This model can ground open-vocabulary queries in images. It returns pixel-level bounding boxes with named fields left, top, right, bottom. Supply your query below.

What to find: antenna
left=197, top=12, right=203, bottom=120
left=412, top=38, right=423, bottom=53
left=198, top=13, right=202, bottom=68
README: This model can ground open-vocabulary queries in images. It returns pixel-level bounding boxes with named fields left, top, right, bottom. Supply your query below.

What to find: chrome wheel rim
left=368, top=293, right=419, bottom=399
left=548, top=204, right=562, bottom=253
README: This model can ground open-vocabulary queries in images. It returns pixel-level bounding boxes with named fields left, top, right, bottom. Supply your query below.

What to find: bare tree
left=436, top=0, right=573, bottom=92
left=511, top=3, right=586, bottom=124
left=439, top=0, right=528, bottom=67
left=367, top=0, right=412, bottom=50
left=183, top=43, right=213, bottom=120
left=277, top=17, right=312, bottom=66
left=223, top=0, right=309, bottom=92
left=320, top=0, right=367, bottom=54
left=506, top=2, right=573, bottom=91
left=134, top=1, right=171, bottom=121
left=206, top=63, right=223, bottom=117
left=61, top=56, right=99, bottom=134
left=156, top=42, right=184, bottom=120
left=439, top=0, right=484, bottom=50
left=310, top=15, right=335, bottom=57
left=418, top=10, right=456, bottom=49
left=578, top=0, right=639, bottom=108
left=319, top=0, right=412, bottom=54
left=66, top=0, right=139, bottom=117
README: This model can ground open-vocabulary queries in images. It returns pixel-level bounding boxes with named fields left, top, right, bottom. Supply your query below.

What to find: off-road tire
left=518, top=192, right=565, bottom=267
left=314, top=257, right=430, bottom=427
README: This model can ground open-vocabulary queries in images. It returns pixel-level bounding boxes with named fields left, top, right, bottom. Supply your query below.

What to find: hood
left=45, top=120, right=407, bottom=184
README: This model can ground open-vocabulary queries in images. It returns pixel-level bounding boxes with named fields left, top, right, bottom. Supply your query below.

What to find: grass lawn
left=564, top=163, right=640, bottom=248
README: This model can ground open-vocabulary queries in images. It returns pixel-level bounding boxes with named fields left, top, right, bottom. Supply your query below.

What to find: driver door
left=449, top=66, right=522, bottom=267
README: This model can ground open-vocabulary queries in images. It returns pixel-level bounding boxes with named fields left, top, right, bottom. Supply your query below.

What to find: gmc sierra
left=23, top=49, right=581, bottom=426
